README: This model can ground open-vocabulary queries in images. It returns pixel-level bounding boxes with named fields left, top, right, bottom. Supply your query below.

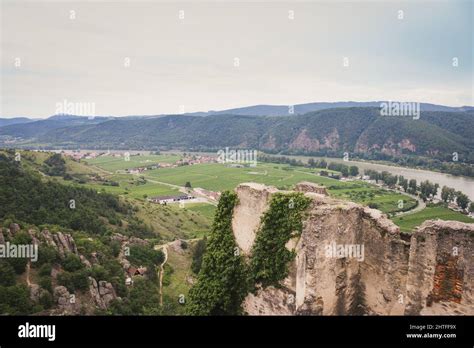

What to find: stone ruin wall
left=232, top=182, right=474, bottom=315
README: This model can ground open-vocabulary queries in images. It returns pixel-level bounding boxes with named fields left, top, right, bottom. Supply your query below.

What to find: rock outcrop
left=234, top=183, right=474, bottom=315
left=40, top=229, right=79, bottom=258
left=53, top=286, right=82, bottom=315
left=89, top=277, right=118, bottom=310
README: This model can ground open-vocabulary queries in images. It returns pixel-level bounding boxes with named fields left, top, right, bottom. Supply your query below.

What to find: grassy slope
left=134, top=201, right=213, bottom=240
left=185, top=203, right=216, bottom=221
left=392, top=205, right=473, bottom=232
left=161, top=243, right=195, bottom=315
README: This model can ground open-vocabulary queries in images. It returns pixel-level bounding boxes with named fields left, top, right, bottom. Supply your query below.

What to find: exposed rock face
left=289, top=128, right=340, bottom=152
left=233, top=183, right=474, bottom=315
left=40, top=229, right=79, bottom=258
left=30, top=284, right=49, bottom=303
left=53, top=286, right=82, bottom=315
left=231, top=183, right=279, bottom=255
left=89, top=277, right=118, bottom=310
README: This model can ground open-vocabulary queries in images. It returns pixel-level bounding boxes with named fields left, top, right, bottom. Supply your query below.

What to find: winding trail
left=26, top=261, right=31, bottom=287
left=392, top=190, right=426, bottom=217
left=155, top=238, right=200, bottom=306
left=158, top=245, right=168, bottom=306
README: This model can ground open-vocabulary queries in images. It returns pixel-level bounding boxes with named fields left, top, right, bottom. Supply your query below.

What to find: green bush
left=57, top=269, right=89, bottom=292
left=62, top=254, right=84, bottom=272
left=39, top=291, right=53, bottom=309
left=38, top=263, right=52, bottom=277
left=39, top=276, right=53, bottom=293
left=0, top=261, right=16, bottom=286
left=35, top=246, right=59, bottom=267
left=0, top=284, right=33, bottom=315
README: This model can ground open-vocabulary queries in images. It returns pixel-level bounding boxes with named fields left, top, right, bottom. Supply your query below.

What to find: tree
left=399, top=176, right=408, bottom=192
left=441, top=186, right=450, bottom=202
left=349, top=166, right=359, bottom=177
left=469, top=202, right=474, bottom=213
left=62, top=254, right=84, bottom=272
left=184, top=181, right=192, bottom=189
left=307, top=158, right=316, bottom=168
left=419, top=180, right=436, bottom=201
left=0, top=284, right=33, bottom=315
left=187, top=191, right=248, bottom=315
left=456, top=193, right=469, bottom=210
left=408, top=179, right=417, bottom=194
left=34, top=245, right=59, bottom=267
left=191, top=238, right=207, bottom=274
left=43, top=153, right=66, bottom=176
left=0, top=261, right=16, bottom=286
left=340, top=166, right=349, bottom=177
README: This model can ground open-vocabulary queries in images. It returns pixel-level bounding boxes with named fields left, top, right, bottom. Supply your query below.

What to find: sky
left=1, top=0, right=473, bottom=118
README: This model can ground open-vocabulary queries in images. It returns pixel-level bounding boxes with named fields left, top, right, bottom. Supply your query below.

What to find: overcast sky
left=1, top=0, right=472, bottom=118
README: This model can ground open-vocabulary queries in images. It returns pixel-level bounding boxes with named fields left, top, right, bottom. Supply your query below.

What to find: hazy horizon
left=1, top=99, right=474, bottom=120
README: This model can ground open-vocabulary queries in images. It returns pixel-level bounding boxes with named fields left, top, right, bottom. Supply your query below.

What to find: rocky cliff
left=233, top=182, right=474, bottom=315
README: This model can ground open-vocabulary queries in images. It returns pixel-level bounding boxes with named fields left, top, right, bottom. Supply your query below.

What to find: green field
left=63, top=175, right=179, bottom=199
left=145, top=163, right=341, bottom=191
left=85, top=154, right=181, bottom=172
left=392, top=205, right=473, bottom=232
left=185, top=203, right=216, bottom=221
left=328, top=185, right=417, bottom=214
left=66, top=153, right=427, bottom=223
left=143, top=163, right=415, bottom=214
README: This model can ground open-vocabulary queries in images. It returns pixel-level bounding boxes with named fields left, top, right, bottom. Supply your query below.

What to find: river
left=279, top=155, right=474, bottom=201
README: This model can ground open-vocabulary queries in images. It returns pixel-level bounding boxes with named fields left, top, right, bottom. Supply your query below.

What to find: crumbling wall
left=405, top=220, right=474, bottom=315
left=234, top=183, right=473, bottom=316
left=231, top=183, right=278, bottom=255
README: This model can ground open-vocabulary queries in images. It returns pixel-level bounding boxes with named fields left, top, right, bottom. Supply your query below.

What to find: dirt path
left=158, top=245, right=169, bottom=306
left=155, top=238, right=200, bottom=306
left=143, top=176, right=184, bottom=191
left=393, top=190, right=427, bottom=217
left=26, top=261, right=31, bottom=286
left=90, top=164, right=112, bottom=175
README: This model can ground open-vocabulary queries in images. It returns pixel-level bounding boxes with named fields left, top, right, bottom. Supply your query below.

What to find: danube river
left=281, top=155, right=474, bottom=201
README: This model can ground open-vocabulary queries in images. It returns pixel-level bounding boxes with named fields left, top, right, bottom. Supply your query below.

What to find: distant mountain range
left=1, top=101, right=473, bottom=126
left=185, top=101, right=474, bottom=117
left=1, top=104, right=473, bottom=165
left=0, top=117, right=39, bottom=127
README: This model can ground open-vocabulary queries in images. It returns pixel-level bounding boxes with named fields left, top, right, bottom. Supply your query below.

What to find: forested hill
left=1, top=108, right=473, bottom=164
left=0, top=152, right=128, bottom=234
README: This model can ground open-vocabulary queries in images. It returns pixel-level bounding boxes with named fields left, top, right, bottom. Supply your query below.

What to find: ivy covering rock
left=249, top=192, right=311, bottom=288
